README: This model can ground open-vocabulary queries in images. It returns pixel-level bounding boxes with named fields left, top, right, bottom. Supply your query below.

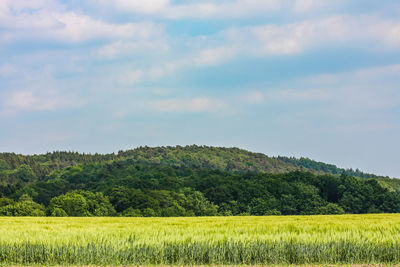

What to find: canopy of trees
left=0, top=146, right=399, bottom=217
left=0, top=145, right=388, bottom=181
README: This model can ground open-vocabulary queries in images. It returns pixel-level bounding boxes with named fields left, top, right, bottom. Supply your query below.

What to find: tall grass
left=1, top=214, right=400, bottom=265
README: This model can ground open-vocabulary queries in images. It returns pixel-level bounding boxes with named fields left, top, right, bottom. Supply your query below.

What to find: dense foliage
left=0, top=145, right=386, bottom=180
left=0, top=146, right=399, bottom=216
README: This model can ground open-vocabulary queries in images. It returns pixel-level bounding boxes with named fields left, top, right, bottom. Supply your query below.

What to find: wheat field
left=1, top=214, right=400, bottom=265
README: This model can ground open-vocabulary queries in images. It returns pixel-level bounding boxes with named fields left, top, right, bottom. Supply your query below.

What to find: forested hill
left=0, top=145, right=385, bottom=181
left=1, top=145, right=400, bottom=217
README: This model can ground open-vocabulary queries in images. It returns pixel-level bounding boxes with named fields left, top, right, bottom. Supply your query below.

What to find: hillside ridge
left=0, top=145, right=387, bottom=179
left=1, top=145, right=400, bottom=216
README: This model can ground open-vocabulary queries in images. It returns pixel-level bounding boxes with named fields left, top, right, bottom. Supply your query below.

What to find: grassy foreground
left=1, top=214, right=400, bottom=265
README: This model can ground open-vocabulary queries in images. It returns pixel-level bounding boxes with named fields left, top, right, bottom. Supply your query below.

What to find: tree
left=13, top=186, right=39, bottom=201
left=249, top=197, right=279, bottom=215
left=0, top=195, right=45, bottom=216
left=78, top=191, right=116, bottom=216
left=182, top=190, right=219, bottom=216
left=51, top=207, right=68, bottom=216
left=108, top=186, right=132, bottom=212
left=280, top=194, right=297, bottom=215
left=48, top=191, right=90, bottom=216
left=339, top=191, right=363, bottom=213
left=48, top=191, right=115, bottom=216
left=121, top=207, right=142, bottom=217
left=0, top=159, right=11, bottom=171
left=0, top=197, right=15, bottom=207
left=13, top=164, right=37, bottom=182
left=314, top=203, right=345, bottom=215
left=219, top=200, right=240, bottom=215
left=142, top=208, right=158, bottom=217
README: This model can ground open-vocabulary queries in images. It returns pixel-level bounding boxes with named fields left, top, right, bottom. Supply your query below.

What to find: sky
left=0, top=0, right=400, bottom=177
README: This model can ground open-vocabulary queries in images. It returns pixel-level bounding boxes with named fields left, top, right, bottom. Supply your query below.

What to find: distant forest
left=0, top=145, right=399, bottom=217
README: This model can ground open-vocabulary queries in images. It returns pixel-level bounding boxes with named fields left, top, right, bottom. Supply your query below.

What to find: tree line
left=0, top=145, right=385, bottom=181
left=0, top=155, right=399, bottom=216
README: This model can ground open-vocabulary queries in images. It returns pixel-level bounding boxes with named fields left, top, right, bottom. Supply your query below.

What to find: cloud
left=113, top=45, right=237, bottom=85
left=92, top=0, right=282, bottom=19
left=120, top=15, right=400, bottom=84
left=119, top=70, right=144, bottom=86
left=97, top=40, right=169, bottom=59
left=242, top=89, right=330, bottom=107
left=87, top=0, right=356, bottom=20
left=0, top=1, right=164, bottom=44
left=363, top=19, right=400, bottom=47
left=244, top=91, right=265, bottom=105
left=0, top=0, right=58, bottom=11
left=158, top=15, right=400, bottom=79
left=214, top=15, right=400, bottom=59
left=2, top=88, right=80, bottom=114
left=0, top=64, right=16, bottom=77
left=47, top=14, right=159, bottom=43
left=247, top=64, right=400, bottom=115
left=267, top=89, right=331, bottom=102
left=223, top=16, right=352, bottom=56
left=151, top=97, right=229, bottom=113
left=354, top=64, right=400, bottom=79
left=253, top=16, right=400, bottom=53
left=194, top=46, right=237, bottom=66
left=312, top=65, right=400, bottom=111
left=103, top=0, right=170, bottom=14
left=291, top=0, right=338, bottom=13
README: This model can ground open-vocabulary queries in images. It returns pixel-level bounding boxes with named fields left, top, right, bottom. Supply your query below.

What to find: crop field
left=1, top=214, right=400, bottom=265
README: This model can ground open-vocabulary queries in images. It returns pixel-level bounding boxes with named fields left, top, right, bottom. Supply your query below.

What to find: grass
left=1, top=214, right=400, bottom=265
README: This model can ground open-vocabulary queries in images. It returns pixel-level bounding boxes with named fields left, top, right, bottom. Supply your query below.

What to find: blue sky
left=1, top=0, right=400, bottom=177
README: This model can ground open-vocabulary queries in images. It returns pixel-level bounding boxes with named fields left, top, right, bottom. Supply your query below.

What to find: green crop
left=1, top=214, right=400, bottom=265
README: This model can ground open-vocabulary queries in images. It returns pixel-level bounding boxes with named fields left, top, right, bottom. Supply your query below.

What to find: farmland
left=1, top=214, right=400, bottom=265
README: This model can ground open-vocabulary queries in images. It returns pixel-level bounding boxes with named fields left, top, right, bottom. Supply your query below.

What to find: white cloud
left=243, top=88, right=330, bottom=105
left=114, top=45, right=237, bottom=84
left=244, top=91, right=265, bottom=105
left=209, top=15, right=400, bottom=62
left=292, top=0, right=337, bottom=13
left=0, top=0, right=64, bottom=29
left=226, top=16, right=351, bottom=56
left=108, top=15, right=400, bottom=84
left=151, top=97, right=229, bottom=113
left=3, top=89, right=80, bottom=113
left=108, top=0, right=170, bottom=14
left=0, top=0, right=58, bottom=11
left=260, top=64, right=400, bottom=111
left=0, top=1, right=164, bottom=43
left=88, top=0, right=355, bottom=20
left=354, top=64, right=400, bottom=79
left=0, top=64, right=16, bottom=77
left=302, top=64, right=400, bottom=86
left=119, top=70, right=144, bottom=86
left=49, top=14, right=159, bottom=43
left=154, top=15, right=400, bottom=77
left=194, top=46, right=237, bottom=66
left=237, top=64, right=400, bottom=129
left=364, top=19, right=400, bottom=47
left=97, top=40, right=169, bottom=59
left=93, top=0, right=282, bottom=19
left=312, top=65, right=400, bottom=111
left=91, top=14, right=400, bottom=91
left=271, top=89, right=331, bottom=102
left=131, top=15, right=400, bottom=83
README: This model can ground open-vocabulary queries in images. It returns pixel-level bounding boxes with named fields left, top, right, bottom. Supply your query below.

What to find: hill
left=0, top=145, right=399, bottom=217
left=0, top=145, right=388, bottom=179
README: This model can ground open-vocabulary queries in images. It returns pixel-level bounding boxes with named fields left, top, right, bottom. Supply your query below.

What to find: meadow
left=1, top=214, right=400, bottom=265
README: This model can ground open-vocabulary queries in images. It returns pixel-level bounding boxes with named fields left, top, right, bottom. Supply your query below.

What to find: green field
left=1, top=214, right=400, bottom=265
